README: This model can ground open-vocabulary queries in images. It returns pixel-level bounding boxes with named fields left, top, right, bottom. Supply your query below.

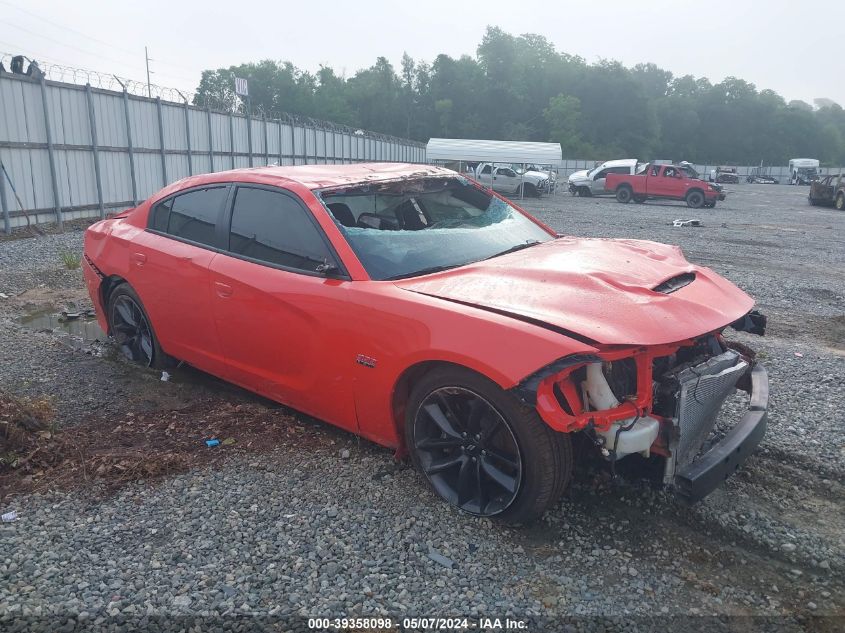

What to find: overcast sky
left=1, top=0, right=841, bottom=107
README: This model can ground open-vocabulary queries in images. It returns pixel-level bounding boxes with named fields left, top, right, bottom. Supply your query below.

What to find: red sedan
left=83, top=163, right=768, bottom=523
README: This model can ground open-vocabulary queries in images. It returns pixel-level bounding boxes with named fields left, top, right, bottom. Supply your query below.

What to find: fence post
left=229, top=112, right=236, bottom=169
left=277, top=118, right=283, bottom=166
left=263, top=114, right=269, bottom=166
left=121, top=90, right=138, bottom=205
left=183, top=101, right=193, bottom=176
left=39, top=78, right=63, bottom=230
left=206, top=108, right=214, bottom=172
left=322, top=126, right=328, bottom=165
left=290, top=119, right=297, bottom=166
left=0, top=160, right=10, bottom=234
left=246, top=109, right=253, bottom=167
left=155, top=97, right=168, bottom=186
left=84, top=84, right=105, bottom=219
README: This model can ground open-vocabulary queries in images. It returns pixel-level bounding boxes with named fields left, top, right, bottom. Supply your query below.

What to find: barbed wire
left=0, top=52, right=425, bottom=146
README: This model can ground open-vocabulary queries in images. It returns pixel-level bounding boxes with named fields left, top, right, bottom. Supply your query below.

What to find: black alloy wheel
left=412, top=386, right=522, bottom=517
left=111, top=294, right=155, bottom=366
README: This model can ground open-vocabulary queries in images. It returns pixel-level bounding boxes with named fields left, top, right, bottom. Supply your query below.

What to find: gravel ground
left=0, top=184, right=843, bottom=632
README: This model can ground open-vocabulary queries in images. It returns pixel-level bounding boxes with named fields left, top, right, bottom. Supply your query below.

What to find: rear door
left=208, top=184, right=358, bottom=431
left=130, top=185, right=230, bottom=376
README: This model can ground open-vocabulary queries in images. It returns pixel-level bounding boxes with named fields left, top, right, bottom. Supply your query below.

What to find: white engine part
left=584, top=362, right=660, bottom=459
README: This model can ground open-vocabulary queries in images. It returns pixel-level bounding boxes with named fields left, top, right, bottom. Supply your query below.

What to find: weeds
left=59, top=249, right=81, bottom=270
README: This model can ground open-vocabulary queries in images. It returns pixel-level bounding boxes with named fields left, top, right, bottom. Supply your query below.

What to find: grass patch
left=59, top=249, right=81, bottom=270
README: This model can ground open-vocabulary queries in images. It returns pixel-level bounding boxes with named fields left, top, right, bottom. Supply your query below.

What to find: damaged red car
left=83, top=164, right=768, bottom=523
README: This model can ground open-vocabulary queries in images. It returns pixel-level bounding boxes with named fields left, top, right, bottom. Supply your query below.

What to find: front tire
left=686, top=190, right=705, bottom=208
left=836, top=193, right=845, bottom=211
left=615, top=186, right=633, bottom=203
left=107, top=283, right=169, bottom=369
left=405, top=366, right=571, bottom=524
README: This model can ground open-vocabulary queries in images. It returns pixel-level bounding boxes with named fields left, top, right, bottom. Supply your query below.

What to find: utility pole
left=145, top=46, right=152, bottom=98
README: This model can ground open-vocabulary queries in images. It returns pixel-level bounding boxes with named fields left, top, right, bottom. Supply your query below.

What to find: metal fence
left=0, top=72, right=426, bottom=232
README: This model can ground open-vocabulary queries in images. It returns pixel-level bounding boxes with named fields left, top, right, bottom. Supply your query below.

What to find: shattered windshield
left=318, top=177, right=554, bottom=280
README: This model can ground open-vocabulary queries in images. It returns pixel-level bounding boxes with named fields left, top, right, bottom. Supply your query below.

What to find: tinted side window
left=167, top=187, right=227, bottom=246
left=229, top=187, right=336, bottom=273
left=150, top=199, right=172, bottom=232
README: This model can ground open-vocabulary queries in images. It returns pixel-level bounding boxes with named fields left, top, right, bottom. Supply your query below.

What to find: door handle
left=214, top=282, right=233, bottom=298
left=131, top=252, right=147, bottom=266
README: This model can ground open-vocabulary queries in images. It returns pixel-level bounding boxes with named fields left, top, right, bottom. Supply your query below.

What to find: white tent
left=426, top=138, right=562, bottom=166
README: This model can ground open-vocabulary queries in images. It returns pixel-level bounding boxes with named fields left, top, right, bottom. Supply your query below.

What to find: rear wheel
left=615, top=186, right=633, bottom=203
left=405, top=366, right=571, bottom=524
left=107, top=283, right=169, bottom=369
left=836, top=193, right=845, bottom=211
left=686, top=190, right=705, bottom=209
left=633, top=195, right=646, bottom=204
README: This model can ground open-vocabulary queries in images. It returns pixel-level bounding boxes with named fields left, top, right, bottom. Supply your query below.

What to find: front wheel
left=405, top=366, right=572, bottom=524
left=686, top=190, right=705, bottom=208
left=836, top=193, right=845, bottom=211
left=615, top=186, right=632, bottom=203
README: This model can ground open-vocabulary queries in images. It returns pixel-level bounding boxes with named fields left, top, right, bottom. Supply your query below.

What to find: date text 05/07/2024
left=307, top=616, right=529, bottom=630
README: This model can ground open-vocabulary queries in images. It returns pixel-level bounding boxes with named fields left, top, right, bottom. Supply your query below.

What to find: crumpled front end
left=513, top=311, right=768, bottom=502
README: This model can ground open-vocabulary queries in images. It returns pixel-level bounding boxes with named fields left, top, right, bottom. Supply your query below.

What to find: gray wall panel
left=0, top=73, right=425, bottom=230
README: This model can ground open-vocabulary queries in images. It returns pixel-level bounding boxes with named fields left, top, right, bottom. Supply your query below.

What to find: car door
left=208, top=184, right=358, bottom=432
left=649, top=166, right=680, bottom=198
left=494, top=167, right=520, bottom=194
left=130, top=185, right=230, bottom=376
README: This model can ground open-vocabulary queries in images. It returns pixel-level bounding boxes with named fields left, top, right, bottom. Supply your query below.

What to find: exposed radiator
left=674, top=350, right=749, bottom=467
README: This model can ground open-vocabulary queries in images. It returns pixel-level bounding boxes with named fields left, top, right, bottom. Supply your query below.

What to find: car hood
left=395, top=237, right=754, bottom=346
left=568, top=169, right=590, bottom=184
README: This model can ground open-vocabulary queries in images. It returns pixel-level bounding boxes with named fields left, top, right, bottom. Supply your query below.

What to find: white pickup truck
left=568, top=159, right=645, bottom=196
left=472, top=163, right=549, bottom=197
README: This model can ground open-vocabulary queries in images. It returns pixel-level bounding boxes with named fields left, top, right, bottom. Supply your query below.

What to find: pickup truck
left=606, top=163, right=725, bottom=208
left=568, top=159, right=645, bottom=196
left=473, top=163, right=548, bottom=197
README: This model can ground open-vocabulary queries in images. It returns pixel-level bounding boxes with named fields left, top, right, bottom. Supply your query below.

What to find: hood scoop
left=653, top=272, right=696, bottom=294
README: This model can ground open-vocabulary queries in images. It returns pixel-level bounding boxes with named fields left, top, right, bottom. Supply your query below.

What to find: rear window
left=162, top=187, right=228, bottom=247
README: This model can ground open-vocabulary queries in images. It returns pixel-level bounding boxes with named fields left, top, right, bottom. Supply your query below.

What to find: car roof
left=162, top=162, right=454, bottom=193
left=600, top=159, right=638, bottom=168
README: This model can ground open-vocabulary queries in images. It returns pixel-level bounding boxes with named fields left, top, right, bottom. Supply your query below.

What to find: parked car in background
left=789, top=158, right=820, bottom=185
left=710, top=166, right=740, bottom=184
left=82, top=163, right=768, bottom=522
left=808, top=173, right=845, bottom=209
left=515, top=164, right=557, bottom=189
left=746, top=166, right=779, bottom=184
left=568, top=159, right=645, bottom=197
left=474, top=163, right=548, bottom=197
left=608, top=163, right=724, bottom=208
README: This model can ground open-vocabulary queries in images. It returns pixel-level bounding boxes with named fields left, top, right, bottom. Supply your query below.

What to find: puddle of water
left=20, top=311, right=108, bottom=342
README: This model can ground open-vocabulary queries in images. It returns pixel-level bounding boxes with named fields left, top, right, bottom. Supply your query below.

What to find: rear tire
left=686, top=190, right=705, bottom=209
left=615, top=186, right=633, bottom=204
left=405, top=366, right=572, bottom=524
left=633, top=195, right=646, bottom=204
left=107, top=283, right=170, bottom=369
left=836, top=193, right=844, bottom=211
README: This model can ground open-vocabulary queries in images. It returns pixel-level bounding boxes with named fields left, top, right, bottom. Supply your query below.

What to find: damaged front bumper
left=513, top=315, right=769, bottom=502
left=673, top=362, right=768, bottom=502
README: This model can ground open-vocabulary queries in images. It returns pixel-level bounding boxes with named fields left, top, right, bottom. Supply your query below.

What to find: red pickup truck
left=606, top=164, right=725, bottom=208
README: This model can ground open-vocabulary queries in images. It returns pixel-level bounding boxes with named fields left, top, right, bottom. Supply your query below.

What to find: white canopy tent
left=426, top=138, right=563, bottom=166
left=425, top=138, right=563, bottom=197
